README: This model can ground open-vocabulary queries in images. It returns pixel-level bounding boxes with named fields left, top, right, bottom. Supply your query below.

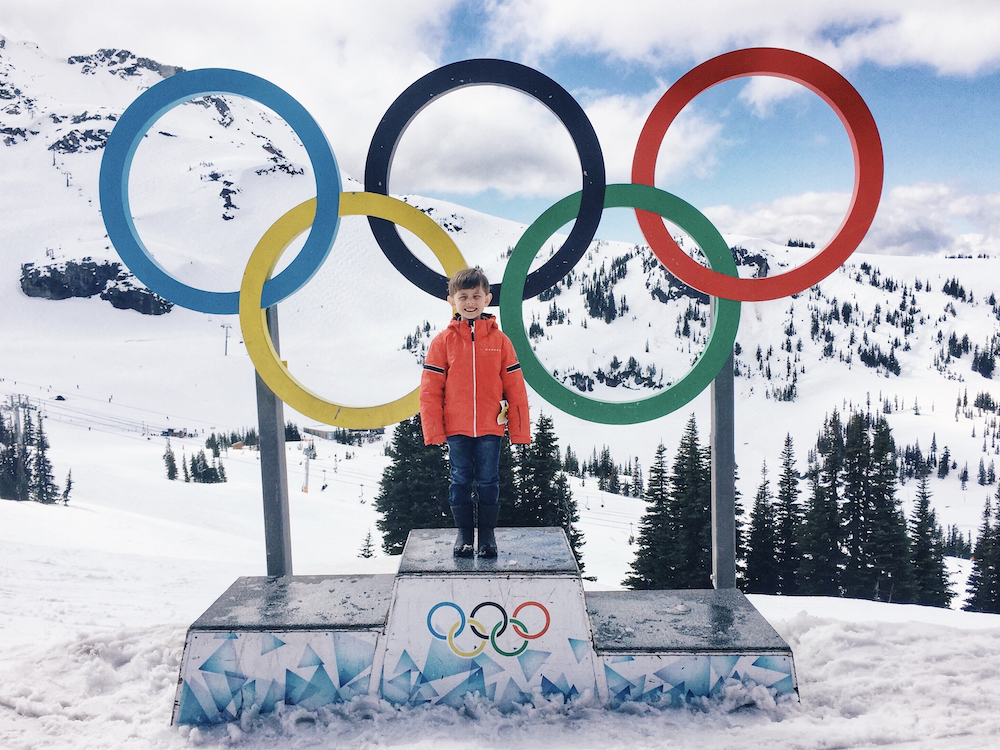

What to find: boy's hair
left=448, top=267, right=491, bottom=296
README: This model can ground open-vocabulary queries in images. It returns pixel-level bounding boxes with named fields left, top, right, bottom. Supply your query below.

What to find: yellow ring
left=448, top=619, right=487, bottom=658
left=239, top=192, right=467, bottom=428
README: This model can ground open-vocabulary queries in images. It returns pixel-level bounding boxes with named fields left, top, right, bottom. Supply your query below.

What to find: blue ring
left=99, top=68, right=341, bottom=314
left=427, top=602, right=465, bottom=640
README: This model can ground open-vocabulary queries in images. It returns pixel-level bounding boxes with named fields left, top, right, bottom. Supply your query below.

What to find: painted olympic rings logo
left=99, top=48, right=883, bottom=428
left=427, top=601, right=551, bottom=658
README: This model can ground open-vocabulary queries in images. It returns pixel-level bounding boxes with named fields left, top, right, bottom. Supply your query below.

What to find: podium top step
left=398, top=527, right=579, bottom=575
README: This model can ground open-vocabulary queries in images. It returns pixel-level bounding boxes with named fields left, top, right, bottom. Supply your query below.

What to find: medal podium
left=173, top=527, right=796, bottom=725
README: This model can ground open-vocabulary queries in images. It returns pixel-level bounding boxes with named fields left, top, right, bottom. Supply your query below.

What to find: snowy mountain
left=3, top=35, right=1000, bottom=750
left=4, top=35, right=1000, bottom=543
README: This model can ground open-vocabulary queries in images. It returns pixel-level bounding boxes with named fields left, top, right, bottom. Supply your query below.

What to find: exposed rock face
left=67, top=49, right=183, bottom=80
left=100, top=279, right=173, bottom=315
left=20, top=259, right=173, bottom=315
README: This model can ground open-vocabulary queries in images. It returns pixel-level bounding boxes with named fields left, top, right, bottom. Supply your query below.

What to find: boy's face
left=448, top=285, right=492, bottom=321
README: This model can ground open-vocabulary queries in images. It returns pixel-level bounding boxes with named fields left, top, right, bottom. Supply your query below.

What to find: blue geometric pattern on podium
left=172, top=529, right=797, bottom=725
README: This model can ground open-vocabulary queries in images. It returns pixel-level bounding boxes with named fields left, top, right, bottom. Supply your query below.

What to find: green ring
left=491, top=619, right=529, bottom=657
left=500, top=183, right=741, bottom=424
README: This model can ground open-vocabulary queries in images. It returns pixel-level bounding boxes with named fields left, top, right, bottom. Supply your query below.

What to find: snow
left=2, top=417, right=1000, bottom=749
left=3, top=37, right=1000, bottom=750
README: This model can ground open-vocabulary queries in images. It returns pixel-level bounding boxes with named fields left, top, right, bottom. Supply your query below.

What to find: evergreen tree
left=29, top=418, right=59, bottom=504
left=21, top=409, right=35, bottom=448
left=358, top=530, right=375, bottom=559
left=374, top=415, right=450, bottom=555
left=745, top=462, right=779, bottom=594
left=182, top=453, right=190, bottom=482
left=164, top=440, right=178, bottom=480
left=909, top=469, right=953, bottom=607
left=496, top=436, right=519, bottom=527
left=512, top=414, right=584, bottom=568
left=650, top=415, right=713, bottom=588
left=964, top=495, right=1000, bottom=613
left=774, top=434, right=801, bottom=594
left=867, top=417, right=915, bottom=603
left=563, top=445, right=579, bottom=475
left=0, top=406, right=32, bottom=502
left=938, top=447, right=951, bottom=478
left=798, top=413, right=844, bottom=596
left=623, top=442, right=671, bottom=589
left=631, top=459, right=643, bottom=498
left=840, top=413, right=873, bottom=597
left=61, top=470, right=72, bottom=505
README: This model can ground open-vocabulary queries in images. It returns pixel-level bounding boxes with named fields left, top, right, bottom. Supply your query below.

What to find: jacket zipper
left=470, top=318, right=477, bottom=436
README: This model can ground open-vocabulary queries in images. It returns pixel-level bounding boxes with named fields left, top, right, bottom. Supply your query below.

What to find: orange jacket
left=420, top=314, right=530, bottom=445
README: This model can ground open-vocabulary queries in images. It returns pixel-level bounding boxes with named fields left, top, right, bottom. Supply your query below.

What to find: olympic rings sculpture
left=99, top=48, right=883, bottom=428
left=427, top=601, right=551, bottom=658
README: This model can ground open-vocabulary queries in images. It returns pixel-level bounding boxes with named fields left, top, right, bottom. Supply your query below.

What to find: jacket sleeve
left=419, top=334, right=448, bottom=445
left=500, top=334, right=531, bottom=444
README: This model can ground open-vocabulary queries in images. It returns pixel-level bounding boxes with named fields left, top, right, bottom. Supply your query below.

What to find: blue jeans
left=446, top=434, right=501, bottom=508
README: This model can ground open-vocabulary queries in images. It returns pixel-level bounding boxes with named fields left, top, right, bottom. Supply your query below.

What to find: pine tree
left=374, top=415, right=450, bottom=555
left=662, top=415, right=713, bottom=588
left=29, top=418, right=59, bottom=504
left=909, top=469, right=953, bottom=607
left=798, top=413, right=844, bottom=596
left=0, top=406, right=33, bottom=502
left=623, top=442, right=671, bottom=589
left=164, top=440, right=178, bottom=480
left=774, top=434, right=801, bottom=594
left=745, top=462, right=779, bottom=594
left=964, top=495, right=1000, bottom=613
left=631, top=459, right=643, bottom=498
left=358, top=530, right=375, bottom=559
left=512, top=414, right=584, bottom=568
left=496, top=436, right=519, bottom=527
left=563, top=445, right=579, bottom=475
left=841, top=412, right=873, bottom=597
left=61, top=470, right=72, bottom=505
left=867, top=417, right=915, bottom=603
left=938, top=447, right=951, bottom=478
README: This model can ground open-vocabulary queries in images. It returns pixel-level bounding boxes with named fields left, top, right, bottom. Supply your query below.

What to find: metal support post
left=711, top=351, right=736, bottom=589
left=256, top=306, right=292, bottom=577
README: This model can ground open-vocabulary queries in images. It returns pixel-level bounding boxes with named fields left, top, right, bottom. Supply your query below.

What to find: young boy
left=420, top=268, right=530, bottom=558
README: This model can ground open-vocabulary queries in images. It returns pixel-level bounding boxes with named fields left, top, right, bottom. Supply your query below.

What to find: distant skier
left=420, top=268, right=530, bottom=558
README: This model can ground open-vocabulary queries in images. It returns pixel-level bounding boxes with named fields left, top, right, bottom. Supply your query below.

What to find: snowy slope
left=5, top=36, right=1000, bottom=543
left=3, top=37, right=1000, bottom=750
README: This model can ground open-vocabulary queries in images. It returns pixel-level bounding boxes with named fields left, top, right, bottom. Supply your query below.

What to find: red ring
left=631, top=48, right=883, bottom=302
left=511, top=601, right=550, bottom=639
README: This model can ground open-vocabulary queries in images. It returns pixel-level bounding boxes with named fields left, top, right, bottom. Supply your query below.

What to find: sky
left=2, top=0, right=1000, bottom=255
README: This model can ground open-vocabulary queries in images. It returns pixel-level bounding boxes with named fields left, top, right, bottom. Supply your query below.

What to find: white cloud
left=702, top=183, right=1000, bottom=257
left=481, top=0, right=1000, bottom=76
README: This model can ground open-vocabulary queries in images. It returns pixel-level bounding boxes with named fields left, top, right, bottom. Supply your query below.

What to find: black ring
left=469, top=601, right=508, bottom=640
left=364, top=58, right=606, bottom=300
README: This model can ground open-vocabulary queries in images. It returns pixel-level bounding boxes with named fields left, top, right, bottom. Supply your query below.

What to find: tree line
left=625, top=410, right=977, bottom=609
left=374, top=413, right=583, bottom=568
left=0, top=399, right=70, bottom=504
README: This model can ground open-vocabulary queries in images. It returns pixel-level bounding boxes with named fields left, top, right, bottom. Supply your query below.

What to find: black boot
left=451, top=505, right=475, bottom=558
left=477, top=503, right=500, bottom=558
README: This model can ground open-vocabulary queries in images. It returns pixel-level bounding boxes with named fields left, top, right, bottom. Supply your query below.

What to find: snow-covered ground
left=1, top=413, right=999, bottom=750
